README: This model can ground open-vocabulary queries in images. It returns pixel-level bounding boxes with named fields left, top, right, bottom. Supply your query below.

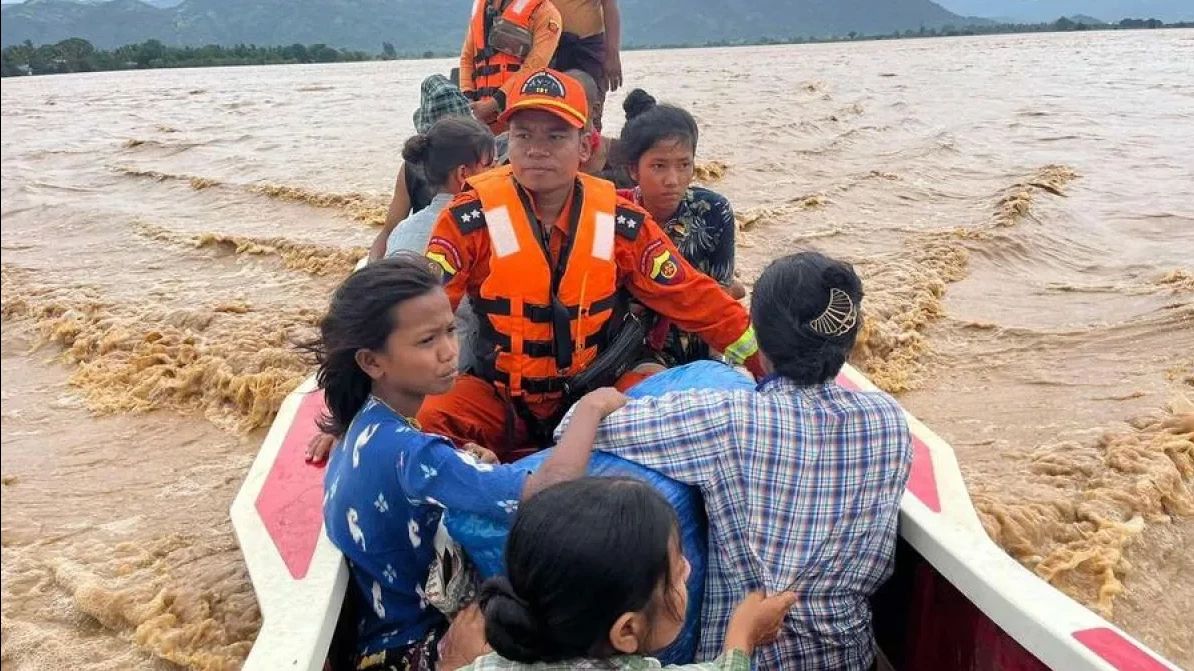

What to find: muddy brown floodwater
left=3, top=29, right=1192, bottom=669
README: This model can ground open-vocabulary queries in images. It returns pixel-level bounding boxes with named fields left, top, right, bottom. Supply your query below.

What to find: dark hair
left=401, top=117, right=494, bottom=189
left=480, top=477, right=681, bottom=662
left=305, top=253, right=441, bottom=436
left=613, top=89, right=699, bottom=168
left=751, top=251, right=864, bottom=385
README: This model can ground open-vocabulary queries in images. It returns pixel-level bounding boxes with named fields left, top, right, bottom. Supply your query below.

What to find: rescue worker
left=420, top=68, right=763, bottom=462
left=459, top=0, right=563, bottom=132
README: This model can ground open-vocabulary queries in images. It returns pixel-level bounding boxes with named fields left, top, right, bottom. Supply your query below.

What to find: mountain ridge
left=2, top=0, right=986, bottom=51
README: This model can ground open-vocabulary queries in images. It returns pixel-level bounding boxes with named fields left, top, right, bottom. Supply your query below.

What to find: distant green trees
left=3, top=16, right=1189, bottom=77
left=1, top=38, right=379, bottom=76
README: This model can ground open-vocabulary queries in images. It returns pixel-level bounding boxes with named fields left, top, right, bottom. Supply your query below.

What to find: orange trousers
left=417, top=371, right=654, bottom=463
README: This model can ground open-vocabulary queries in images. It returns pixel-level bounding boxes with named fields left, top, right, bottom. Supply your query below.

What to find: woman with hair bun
left=613, top=89, right=746, bottom=373
left=557, top=252, right=914, bottom=670
left=463, top=477, right=795, bottom=670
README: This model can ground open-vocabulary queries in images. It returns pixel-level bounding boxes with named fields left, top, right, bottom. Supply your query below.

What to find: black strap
left=514, top=181, right=584, bottom=371
left=472, top=293, right=616, bottom=323
left=473, top=63, right=522, bottom=77
left=492, top=370, right=567, bottom=395
left=484, top=329, right=608, bottom=358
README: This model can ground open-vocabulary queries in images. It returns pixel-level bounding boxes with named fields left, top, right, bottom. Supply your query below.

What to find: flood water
left=2, top=29, right=1192, bottom=669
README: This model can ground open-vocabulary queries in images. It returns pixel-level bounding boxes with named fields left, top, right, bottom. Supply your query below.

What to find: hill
left=2, top=0, right=984, bottom=51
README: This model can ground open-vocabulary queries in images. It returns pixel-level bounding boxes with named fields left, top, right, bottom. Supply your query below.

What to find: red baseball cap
left=498, top=68, right=589, bottom=129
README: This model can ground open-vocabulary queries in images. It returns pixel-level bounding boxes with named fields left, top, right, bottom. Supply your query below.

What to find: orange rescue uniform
left=459, top=0, right=562, bottom=116
left=421, top=166, right=761, bottom=461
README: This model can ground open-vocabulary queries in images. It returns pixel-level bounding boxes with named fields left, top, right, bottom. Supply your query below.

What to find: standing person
left=556, top=252, right=913, bottom=670
left=550, top=0, right=621, bottom=131
left=370, top=75, right=474, bottom=261
left=459, top=0, right=563, bottom=132
left=313, top=254, right=626, bottom=670
left=614, top=89, right=745, bottom=370
left=418, top=68, right=763, bottom=462
left=462, top=477, right=797, bottom=670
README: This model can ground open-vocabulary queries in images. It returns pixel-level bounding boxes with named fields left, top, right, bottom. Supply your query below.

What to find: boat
left=230, top=363, right=1181, bottom=670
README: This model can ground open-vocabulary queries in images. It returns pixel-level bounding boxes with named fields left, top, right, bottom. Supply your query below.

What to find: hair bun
left=622, top=89, right=657, bottom=121
left=479, top=577, right=554, bottom=663
left=401, top=133, right=432, bottom=163
left=821, top=263, right=861, bottom=298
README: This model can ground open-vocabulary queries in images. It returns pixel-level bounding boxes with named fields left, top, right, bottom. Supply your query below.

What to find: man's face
left=507, top=110, right=591, bottom=195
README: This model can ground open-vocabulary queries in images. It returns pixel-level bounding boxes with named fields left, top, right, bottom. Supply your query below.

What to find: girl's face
left=630, top=137, right=694, bottom=219
left=643, top=533, right=692, bottom=652
left=357, top=287, right=459, bottom=398
left=608, top=532, right=691, bottom=655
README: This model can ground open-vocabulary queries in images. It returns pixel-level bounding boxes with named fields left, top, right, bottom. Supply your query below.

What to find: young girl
left=556, top=252, right=913, bottom=670
left=464, top=477, right=796, bottom=670
left=613, top=90, right=745, bottom=370
left=383, top=116, right=496, bottom=258
left=314, top=255, right=626, bottom=670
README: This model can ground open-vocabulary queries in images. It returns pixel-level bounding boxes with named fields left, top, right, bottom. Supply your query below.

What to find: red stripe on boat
left=255, top=391, right=328, bottom=579
left=835, top=373, right=860, bottom=391
left=907, top=435, right=941, bottom=512
left=1073, top=628, right=1169, bottom=671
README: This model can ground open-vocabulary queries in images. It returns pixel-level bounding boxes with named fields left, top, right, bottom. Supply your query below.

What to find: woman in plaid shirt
left=557, top=252, right=913, bottom=670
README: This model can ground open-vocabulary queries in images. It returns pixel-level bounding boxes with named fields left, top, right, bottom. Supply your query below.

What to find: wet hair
left=401, top=117, right=494, bottom=189
left=750, top=251, right=864, bottom=385
left=305, top=253, right=441, bottom=436
left=613, top=89, right=699, bottom=168
left=480, top=477, right=682, bottom=662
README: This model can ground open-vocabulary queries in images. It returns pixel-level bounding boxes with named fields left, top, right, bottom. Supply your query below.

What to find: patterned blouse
left=619, top=186, right=737, bottom=365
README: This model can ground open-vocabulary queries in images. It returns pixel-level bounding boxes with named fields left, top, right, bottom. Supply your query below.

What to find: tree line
left=3, top=16, right=1191, bottom=77
left=0, top=39, right=450, bottom=77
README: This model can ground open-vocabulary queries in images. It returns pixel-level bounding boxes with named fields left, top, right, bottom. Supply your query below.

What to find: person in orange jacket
left=419, top=68, right=762, bottom=463
left=459, top=0, right=563, bottom=132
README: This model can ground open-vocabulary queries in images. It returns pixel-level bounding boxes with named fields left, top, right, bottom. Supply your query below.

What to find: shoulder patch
left=450, top=200, right=487, bottom=234
left=614, top=206, right=644, bottom=241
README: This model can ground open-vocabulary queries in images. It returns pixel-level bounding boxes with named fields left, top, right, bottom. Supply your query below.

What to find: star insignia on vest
left=521, top=71, right=565, bottom=97
left=450, top=201, right=487, bottom=234
left=614, top=206, right=644, bottom=240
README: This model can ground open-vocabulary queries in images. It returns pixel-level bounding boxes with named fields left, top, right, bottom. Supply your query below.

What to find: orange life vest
left=459, top=166, right=621, bottom=399
left=470, top=0, right=545, bottom=101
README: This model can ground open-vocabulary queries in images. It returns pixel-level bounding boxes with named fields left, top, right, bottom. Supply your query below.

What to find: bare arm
left=522, top=388, right=626, bottom=499
left=600, top=0, right=622, bottom=91
left=369, top=163, right=413, bottom=261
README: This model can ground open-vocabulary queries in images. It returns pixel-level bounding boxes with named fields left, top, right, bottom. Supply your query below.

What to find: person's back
left=558, top=252, right=913, bottom=669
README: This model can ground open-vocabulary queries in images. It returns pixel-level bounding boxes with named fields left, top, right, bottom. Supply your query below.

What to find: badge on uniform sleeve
left=426, top=236, right=462, bottom=283
left=640, top=239, right=685, bottom=286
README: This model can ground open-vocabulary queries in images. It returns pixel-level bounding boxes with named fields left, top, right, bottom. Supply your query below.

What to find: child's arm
left=722, top=592, right=798, bottom=657
left=524, top=387, right=626, bottom=499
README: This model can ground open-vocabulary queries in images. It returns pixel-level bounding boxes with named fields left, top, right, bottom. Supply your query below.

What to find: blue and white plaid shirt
left=564, top=376, right=911, bottom=670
